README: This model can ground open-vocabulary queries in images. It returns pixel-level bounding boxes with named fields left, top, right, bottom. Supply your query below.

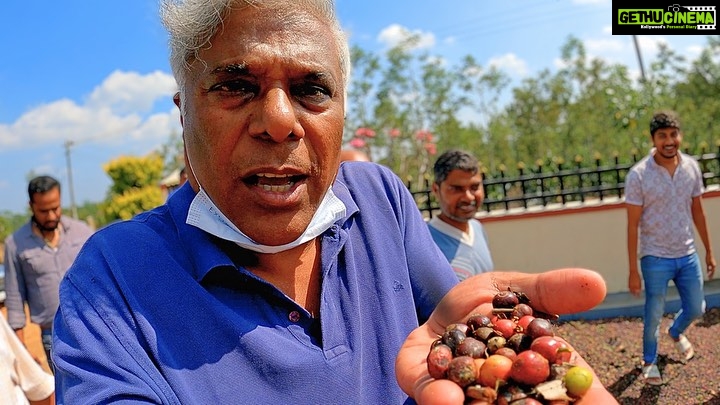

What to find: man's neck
left=438, top=214, right=470, bottom=233
left=247, top=239, right=322, bottom=317
left=652, top=151, right=679, bottom=174
left=33, top=221, right=60, bottom=247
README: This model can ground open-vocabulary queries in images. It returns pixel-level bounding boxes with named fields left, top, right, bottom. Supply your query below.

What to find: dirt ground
left=1, top=304, right=52, bottom=373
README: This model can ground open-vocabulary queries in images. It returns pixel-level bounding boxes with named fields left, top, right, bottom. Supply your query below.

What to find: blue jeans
left=41, top=327, right=54, bottom=374
left=640, top=253, right=705, bottom=364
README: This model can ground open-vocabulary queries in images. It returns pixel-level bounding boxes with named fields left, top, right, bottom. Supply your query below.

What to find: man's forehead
left=654, top=127, right=680, bottom=134
left=445, top=171, right=482, bottom=183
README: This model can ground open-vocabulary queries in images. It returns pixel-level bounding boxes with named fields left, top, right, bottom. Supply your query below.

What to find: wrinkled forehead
left=195, top=4, right=340, bottom=73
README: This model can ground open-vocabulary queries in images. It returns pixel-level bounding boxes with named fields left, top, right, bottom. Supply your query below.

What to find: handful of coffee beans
left=427, top=288, right=593, bottom=404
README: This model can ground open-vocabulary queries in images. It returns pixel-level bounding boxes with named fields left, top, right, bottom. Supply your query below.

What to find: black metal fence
left=409, top=146, right=720, bottom=218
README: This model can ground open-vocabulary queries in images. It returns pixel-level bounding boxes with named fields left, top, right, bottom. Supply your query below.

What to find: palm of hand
left=396, top=269, right=619, bottom=405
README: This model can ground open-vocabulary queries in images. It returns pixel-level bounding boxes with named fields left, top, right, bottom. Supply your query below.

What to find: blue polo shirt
left=53, top=162, right=458, bottom=404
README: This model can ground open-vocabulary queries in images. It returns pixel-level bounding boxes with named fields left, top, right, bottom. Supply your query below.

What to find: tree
left=101, top=154, right=165, bottom=222
left=0, top=212, right=27, bottom=243
left=157, top=128, right=185, bottom=176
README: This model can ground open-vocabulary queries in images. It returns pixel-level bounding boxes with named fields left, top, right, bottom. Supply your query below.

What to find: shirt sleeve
left=53, top=240, right=177, bottom=405
left=3, top=236, right=28, bottom=330
left=1, top=314, right=54, bottom=401
left=624, top=169, right=643, bottom=206
left=690, top=159, right=705, bottom=198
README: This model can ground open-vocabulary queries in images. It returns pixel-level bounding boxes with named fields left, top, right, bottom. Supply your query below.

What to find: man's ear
left=173, top=92, right=184, bottom=126
left=431, top=182, right=440, bottom=196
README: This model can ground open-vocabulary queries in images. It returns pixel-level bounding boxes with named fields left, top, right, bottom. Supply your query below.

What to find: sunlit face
left=177, top=5, right=345, bottom=245
left=652, top=127, right=682, bottom=161
left=432, top=169, right=484, bottom=228
left=30, top=187, right=62, bottom=231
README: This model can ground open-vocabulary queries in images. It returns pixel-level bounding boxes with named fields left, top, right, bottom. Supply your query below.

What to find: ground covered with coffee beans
left=554, top=307, right=720, bottom=405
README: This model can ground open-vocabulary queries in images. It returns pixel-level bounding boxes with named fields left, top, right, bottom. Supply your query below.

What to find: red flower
left=389, top=128, right=401, bottom=138
left=354, top=127, right=376, bottom=138
left=424, top=142, right=437, bottom=155
left=349, top=138, right=366, bottom=148
left=415, top=130, right=433, bottom=142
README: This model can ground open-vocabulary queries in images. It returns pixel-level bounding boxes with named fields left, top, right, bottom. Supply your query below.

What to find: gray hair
left=433, top=149, right=479, bottom=184
left=160, top=0, right=351, bottom=93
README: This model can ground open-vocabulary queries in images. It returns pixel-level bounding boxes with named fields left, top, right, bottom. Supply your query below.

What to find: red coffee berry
left=427, top=343, right=453, bottom=379
left=510, top=350, right=550, bottom=386
left=447, top=356, right=477, bottom=387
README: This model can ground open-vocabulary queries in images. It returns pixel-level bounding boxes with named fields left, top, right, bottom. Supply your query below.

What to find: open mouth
left=243, top=173, right=307, bottom=192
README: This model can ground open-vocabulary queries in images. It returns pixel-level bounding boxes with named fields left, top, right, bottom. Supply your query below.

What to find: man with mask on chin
left=4, top=175, right=93, bottom=373
left=52, top=1, right=615, bottom=404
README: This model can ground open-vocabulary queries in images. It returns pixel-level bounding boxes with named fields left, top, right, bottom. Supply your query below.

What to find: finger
left=431, top=269, right=607, bottom=332
left=524, top=268, right=607, bottom=315
left=413, top=376, right=465, bottom=405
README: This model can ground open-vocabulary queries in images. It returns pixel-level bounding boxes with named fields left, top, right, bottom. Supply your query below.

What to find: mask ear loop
left=179, top=112, right=205, bottom=196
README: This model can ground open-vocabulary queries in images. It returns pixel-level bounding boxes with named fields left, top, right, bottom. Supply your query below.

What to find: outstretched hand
left=396, top=268, right=618, bottom=405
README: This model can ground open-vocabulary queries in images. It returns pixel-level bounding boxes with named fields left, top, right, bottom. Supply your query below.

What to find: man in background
left=3, top=176, right=93, bottom=372
left=626, top=110, right=716, bottom=385
left=429, top=149, right=494, bottom=280
left=339, top=149, right=370, bottom=162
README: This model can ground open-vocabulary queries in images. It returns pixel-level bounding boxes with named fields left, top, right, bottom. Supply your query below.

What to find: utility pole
left=632, top=35, right=647, bottom=83
left=64, top=140, right=78, bottom=219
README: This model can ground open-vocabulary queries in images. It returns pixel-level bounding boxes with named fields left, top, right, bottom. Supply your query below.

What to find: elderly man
left=52, top=1, right=614, bottom=404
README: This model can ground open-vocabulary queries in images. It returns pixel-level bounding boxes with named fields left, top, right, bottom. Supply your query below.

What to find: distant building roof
left=160, top=168, right=182, bottom=187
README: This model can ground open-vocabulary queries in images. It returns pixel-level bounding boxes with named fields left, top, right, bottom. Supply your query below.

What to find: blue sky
left=0, top=0, right=712, bottom=214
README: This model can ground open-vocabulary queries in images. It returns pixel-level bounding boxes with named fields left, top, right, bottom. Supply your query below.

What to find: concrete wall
left=478, top=189, right=720, bottom=294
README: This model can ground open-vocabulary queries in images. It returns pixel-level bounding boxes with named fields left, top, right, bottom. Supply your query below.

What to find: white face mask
left=186, top=184, right=346, bottom=254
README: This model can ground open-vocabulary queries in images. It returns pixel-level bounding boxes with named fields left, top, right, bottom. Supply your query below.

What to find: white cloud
left=0, top=71, right=178, bottom=151
left=584, top=38, right=625, bottom=54
left=488, top=53, right=529, bottom=77
left=553, top=57, right=569, bottom=70
left=87, top=70, right=177, bottom=115
left=636, top=36, right=669, bottom=57
left=686, top=45, right=704, bottom=58
left=425, top=55, right=447, bottom=67
left=377, top=24, right=435, bottom=50
left=129, top=108, right=180, bottom=142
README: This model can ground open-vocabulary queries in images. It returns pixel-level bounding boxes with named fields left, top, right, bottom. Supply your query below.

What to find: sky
left=0, top=0, right=713, bottom=215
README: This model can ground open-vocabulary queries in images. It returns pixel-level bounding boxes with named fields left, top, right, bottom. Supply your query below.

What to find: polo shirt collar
left=165, top=180, right=360, bottom=282
left=166, top=183, right=236, bottom=282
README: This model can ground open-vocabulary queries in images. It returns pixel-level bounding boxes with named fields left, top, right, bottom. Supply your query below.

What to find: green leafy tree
left=317, top=35, right=718, bottom=193
left=158, top=128, right=185, bottom=177
left=101, top=154, right=165, bottom=221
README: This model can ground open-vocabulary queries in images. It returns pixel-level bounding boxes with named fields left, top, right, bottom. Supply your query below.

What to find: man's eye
left=292, top=84, right=331, bottom=104
left=209, top=80, right=258, bottom=95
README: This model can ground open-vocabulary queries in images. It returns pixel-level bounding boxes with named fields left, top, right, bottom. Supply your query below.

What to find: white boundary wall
left=478, top=189, right=720, bottom=294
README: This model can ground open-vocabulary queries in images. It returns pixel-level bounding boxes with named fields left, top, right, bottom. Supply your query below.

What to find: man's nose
left=251, top=87, right=304, bottom=142
left=463, top=189, right=475, bottom=201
